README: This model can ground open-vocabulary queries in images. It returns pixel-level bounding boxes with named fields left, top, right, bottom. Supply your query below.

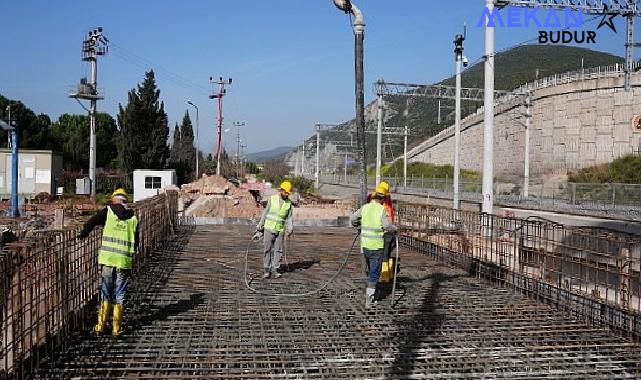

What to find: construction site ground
left=36, top=225, right=641, bottom=379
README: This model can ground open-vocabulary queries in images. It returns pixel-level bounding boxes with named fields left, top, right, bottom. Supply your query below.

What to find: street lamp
left=332, top=0, right=368, bottom=205
left=186, top=100, right=200, bottom=179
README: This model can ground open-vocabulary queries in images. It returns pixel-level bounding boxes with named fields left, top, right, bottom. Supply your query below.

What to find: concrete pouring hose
left=390, top=234, right=400, bottom=305
left=243, top=232, right=360, bottom=298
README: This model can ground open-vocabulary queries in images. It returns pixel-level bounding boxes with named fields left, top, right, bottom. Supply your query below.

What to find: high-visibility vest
left=98, top=206, right=138, bottom=269
left=360, top=202, right=384, bottom=250
left=264, top=194, right=291, bottom=233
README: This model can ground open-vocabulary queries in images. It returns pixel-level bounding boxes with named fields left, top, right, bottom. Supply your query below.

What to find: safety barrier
left=0, top=191, right=179, bottom=379
left=395, top=201, right=641, bottom=341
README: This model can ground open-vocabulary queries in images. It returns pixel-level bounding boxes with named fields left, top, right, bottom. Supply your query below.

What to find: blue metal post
left=11, top=128, right=18, bottom=217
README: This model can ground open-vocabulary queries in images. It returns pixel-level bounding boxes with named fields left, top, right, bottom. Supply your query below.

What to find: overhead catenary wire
left=109, top=42, right=211, bottom=96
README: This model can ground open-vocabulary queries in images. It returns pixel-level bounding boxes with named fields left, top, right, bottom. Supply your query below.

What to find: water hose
left=243, top=232, right=360, bottom=297
left=390, top=234, right=400, bottom=306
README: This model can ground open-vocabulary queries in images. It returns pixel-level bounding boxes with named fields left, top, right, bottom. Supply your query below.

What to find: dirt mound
left=181, top=175, right=262, bottom=218
left=181, top=174, right=230, bottom=196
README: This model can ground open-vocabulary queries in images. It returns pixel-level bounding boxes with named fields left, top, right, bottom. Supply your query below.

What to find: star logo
left=597, top=5, right=618, bottom=33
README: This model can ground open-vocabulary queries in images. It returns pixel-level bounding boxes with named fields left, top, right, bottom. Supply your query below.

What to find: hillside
left=246, top=146, right=294, bottom=163
left=292, top=45, right=623, bottom=164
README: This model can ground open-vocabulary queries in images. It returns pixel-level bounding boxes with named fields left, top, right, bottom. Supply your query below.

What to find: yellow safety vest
left=361, top=202, right=384, bottom=250
left=264, top=194, right=291, bottom=233
left=98, top=207, right=138, bottom=269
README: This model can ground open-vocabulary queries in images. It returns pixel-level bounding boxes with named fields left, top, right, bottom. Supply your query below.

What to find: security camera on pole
left=209, top=76, right=232, bottom=176
left=453, top=27, right=466, bottom=210
left=68, top=27, right=108, bottom=199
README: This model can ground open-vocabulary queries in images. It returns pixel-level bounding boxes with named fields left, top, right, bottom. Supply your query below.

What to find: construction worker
left=350, top=184, right=397, bottom=308
left=256, top=180, right=293, bottom=279
left=78, top=188, right=139, bottom=337
left=378, top=181, right=396, bottom=263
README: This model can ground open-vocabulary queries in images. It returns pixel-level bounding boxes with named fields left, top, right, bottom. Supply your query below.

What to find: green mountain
left=304, top=45, right=623, bottom=162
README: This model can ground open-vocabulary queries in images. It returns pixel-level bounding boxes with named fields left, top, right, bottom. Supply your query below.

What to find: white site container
left=133, top=169, right=176, bottom=202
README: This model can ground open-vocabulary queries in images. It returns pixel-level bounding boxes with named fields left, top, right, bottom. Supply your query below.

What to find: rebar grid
left=0, top=191, right=179, bottom=379
left=395, top=202, right=641, bottom=341
left=34, top=224, right=641, bottom=379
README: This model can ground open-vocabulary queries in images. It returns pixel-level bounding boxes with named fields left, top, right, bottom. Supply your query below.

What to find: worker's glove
left=256, top=225, right=264, bottom=233
left=251, top=230, right=263, bottom=241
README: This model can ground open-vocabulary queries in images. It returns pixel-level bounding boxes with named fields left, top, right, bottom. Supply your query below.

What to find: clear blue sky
left=0, top=1, right=635, bottom=154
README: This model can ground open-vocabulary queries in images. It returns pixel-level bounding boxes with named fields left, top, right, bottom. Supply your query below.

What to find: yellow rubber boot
left=94, top=301, right=111, bottom=334
left=112, top=303, right=124, bottom=337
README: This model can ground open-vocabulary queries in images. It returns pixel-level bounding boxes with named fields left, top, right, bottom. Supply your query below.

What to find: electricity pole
left=482, top=0, right=495, bottom=215
left=375, top=79, right=384, bottom=186
left=524, top=92, right=532, bottom=198
left=187, top=101, right=200, bottom=179
left=333, top=0, right=367, bottom=205
left=209, top=76, right=232, bottom=176
left=403, top=125, right=408, bottom=189
left=233, top=121, right=244, bottom=176
left=68, top=27, right=108, bottom=199
left=453, top=29, right=465, bottom=210
left=316, top=125, right=321, bottom=189
left=301, top=141, right=306, bottom=177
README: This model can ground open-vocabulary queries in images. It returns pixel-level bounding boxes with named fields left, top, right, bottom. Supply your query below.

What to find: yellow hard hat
left=375, top=182, right=389, bottom=196
left=279, top=180, right=293, bottom=194
left=111, top=188, right=129, bottom=201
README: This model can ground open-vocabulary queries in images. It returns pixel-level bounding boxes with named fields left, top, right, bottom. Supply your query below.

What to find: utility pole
left=301, top=141, right=306, bottom=177
left=315, top=124, right=321, bottom=189
left=453, top=28, right=466, bottom=210
left=1, top=115, right=19, bottom=217
left=375, top=79, right=384, bottom=186
left=344, top=151, right=349, bottom=182
left=625, top=15, right=635, bottom=91
left=482, top=0, right=495, bottom=215
left=209, top=76, right=232, bottom=176
left=437, top=99, right=441, bottom=125
left=68, top=27, right=108, bottom=199
left=187, top=101, right=200, bottom=179
left=333, top=0, right=367, bottom=205
left=403, top=125, right=408, bottom=189
left=524, top=92, right=532, bottom=198
left=240, top=143, right=247, bottom=179
left=233, top=121, right=244, bottom=177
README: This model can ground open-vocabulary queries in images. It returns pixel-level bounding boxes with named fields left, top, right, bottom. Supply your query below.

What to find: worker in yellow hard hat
left=256, top=180, right=294, bottom=279
left=78, top=188, right=139, bottom=337
left=350, top=184, right=396, bottom=309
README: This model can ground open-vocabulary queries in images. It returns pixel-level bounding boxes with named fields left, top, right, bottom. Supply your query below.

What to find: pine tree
left=169, top=124, right=181, bottom=165
left=179, top=111, right=196, bottom=176
left=117, top=70, right=169, bottom=174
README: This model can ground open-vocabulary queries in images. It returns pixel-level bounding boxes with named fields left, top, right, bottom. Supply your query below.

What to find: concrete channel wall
left=407, top=67, right=641, bottom=179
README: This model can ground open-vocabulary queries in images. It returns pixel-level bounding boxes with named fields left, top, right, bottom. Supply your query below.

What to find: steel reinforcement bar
left=0, top=191, right=179, bottom=379
left=395, top=201, right=641, bottom=341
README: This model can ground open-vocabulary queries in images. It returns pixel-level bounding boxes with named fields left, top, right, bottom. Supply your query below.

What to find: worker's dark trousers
left=383, top=233, right=396, bottom=261
left=362, top=248, right=383, bottom=288
left=263, top=230, right=284, bottom=273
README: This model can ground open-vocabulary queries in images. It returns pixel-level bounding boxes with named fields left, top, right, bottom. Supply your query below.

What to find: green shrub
left=569, top=155, right=641, bottom=184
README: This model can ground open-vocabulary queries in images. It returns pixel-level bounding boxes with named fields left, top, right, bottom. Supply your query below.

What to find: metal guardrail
left=395, top=201, right=641, bottom=341
left=321, top=175, right=641, bottom=219
left=0, top=190, right=179, bottom=379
